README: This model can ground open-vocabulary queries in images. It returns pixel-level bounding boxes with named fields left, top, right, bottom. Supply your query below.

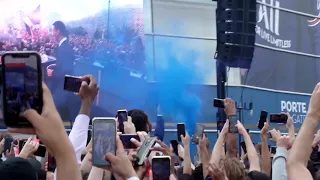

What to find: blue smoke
left=154, top=38, right=204, bottom=134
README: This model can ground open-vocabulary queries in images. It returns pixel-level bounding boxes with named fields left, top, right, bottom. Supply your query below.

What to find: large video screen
left=0, top=0, right=145, bottom=123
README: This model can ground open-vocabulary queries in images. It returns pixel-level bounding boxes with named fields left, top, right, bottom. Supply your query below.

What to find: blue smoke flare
left=154, top=38, right=205, bottom=135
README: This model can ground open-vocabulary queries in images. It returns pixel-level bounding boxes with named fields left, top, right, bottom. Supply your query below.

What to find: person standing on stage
left=47, top=21, right=74, bottom=80
left=47, top=21, right=75, bottom=120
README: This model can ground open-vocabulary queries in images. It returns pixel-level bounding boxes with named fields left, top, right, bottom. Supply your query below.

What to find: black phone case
left=1, top=51, right=43, bottom=128
left=177, top=124, right=185, bottom=142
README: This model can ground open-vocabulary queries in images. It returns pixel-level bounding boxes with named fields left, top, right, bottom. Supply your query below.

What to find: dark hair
left=192, top=164, right=204, bottom=180
left=53, top=21, right=68, bottom=37
left=128, top=109, right=151, bottom=133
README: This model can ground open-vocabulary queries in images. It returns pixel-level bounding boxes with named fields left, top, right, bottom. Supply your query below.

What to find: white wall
left=144, top=0, right=242, bottom=85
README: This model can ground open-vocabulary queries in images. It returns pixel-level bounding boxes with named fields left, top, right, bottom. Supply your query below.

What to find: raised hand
left=235, top=120, right=247, bottom=135
left=286, top=112, right=294, bottom=129
left=260, top=122, right=269, bottom=139
left=224, top=98, right=236, bottom=116
left=78, top=75, right=99, bottom=104
left=181, top=131, right=190, bottom=147
left=124, top=116, right=136, bottom=134
left=277, top=135, right=292, bottom=150
left=104, top=136, right=137, bottom=179
left=19, top=137, right=40, bottom=158
left=270, top=129, right=281, bottom=142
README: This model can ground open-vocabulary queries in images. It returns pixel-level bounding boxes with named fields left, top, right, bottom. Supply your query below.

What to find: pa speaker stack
left=215, top=0, right=257, bottom=69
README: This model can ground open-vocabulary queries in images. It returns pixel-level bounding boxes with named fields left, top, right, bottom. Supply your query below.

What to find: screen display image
left=0, top=0, right=145, bottom=124
left=93, top=119, right=116, bottom=166
left=3, top=54, right=41, bottom=125
left=152, top=158, right=171, bottom=180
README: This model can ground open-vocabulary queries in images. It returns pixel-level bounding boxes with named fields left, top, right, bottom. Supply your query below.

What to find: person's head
left=128, top=109, right=152, bottom=133
left=223, top=157, right=246, bottom=180
left=0, top=157, right=40, bottom=180
left=52, top=21, right=68, bottom=40
left=246, top=170, right=270, bottom=180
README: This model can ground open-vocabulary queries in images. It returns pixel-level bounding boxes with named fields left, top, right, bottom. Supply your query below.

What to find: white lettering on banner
left=281, top=101, right=307, bottom=124
left=256, top=0, right=292, bottom=49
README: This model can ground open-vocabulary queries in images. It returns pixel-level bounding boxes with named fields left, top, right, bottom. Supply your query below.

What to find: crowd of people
left=0, top=24, right=145, bottom=73
left=1, top=74, right=320, bottom=180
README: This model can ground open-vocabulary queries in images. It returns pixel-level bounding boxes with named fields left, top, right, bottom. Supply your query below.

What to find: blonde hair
left=222, top=157, right=246, bottom=180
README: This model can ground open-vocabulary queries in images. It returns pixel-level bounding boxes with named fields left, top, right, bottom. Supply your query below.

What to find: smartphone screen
left=92, top=118, right=116, bottom=166
left=120, top=134, right=140, bottom=149
left=2, top=52, right=43, bottom=127
left=170, top=140, right=179, bottom=156
left=258, top=110, right=268, bottom=129
left=4, top=137, right=13, bottom=152
left=270, top=114, right=288, bottom=124
left=229, top=116, right=238, bottom=133
left=177, top=123, right=185, bottom=142
left=155, top=115, right=165, bottom=141
left=192, top=124, right=205, bottom=144
left=213, top=98, right=225, bottom=108
left=117, top=110, right=128, bottom=133
left=64, top=75, right=82, bottom=92
left=152, top=157, right=171, bottom=180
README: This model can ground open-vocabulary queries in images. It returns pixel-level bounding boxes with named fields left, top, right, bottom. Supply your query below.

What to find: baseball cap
left=0, top=157, right=40, bottom=180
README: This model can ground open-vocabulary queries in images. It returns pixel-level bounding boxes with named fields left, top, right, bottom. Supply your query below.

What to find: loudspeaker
left=215, top=0, right=256, bottom=69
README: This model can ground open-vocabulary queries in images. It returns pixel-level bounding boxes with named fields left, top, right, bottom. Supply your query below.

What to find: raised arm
left=286, top=113, right=295, bottom=144
left=9, top=82, right=82, bottom=180
left=181, top=131, right=192, bottom=175
left=260, top=122, right=271, bottom=176
left=210, top=120, right=229, bottom=165
left=69, top=75, right=98, bottom=165
left=287, top=83, right=320, bottom=180
left=272, top=135, right=291, bottom=180
left=224, top=98, right=238, bottom=158
left=236, top=121, right=260, bottom=172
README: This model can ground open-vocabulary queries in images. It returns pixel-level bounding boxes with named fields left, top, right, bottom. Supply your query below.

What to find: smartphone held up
left=64, top=75, right=90, bottom=93
left=92, top=117, right=117, bottom=167
left=117, top=109, right=128, bottom=133
left=228, top=115, right=238, bottom=133
left=257, top=110, right=268, bottom=129
left=270, top=114, right=288, bottom=124
left=213, top=98, right=225, bottom=108
left=1, top=51, right=43, bottom=128
left=152, top=156, right=171, bottom=180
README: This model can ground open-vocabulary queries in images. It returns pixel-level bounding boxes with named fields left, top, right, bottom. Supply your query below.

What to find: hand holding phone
left=270, top=114, right=288, bottom=124
left=213, top=98, right=225, bottom=108
left=64, top=75, right=90, bottom=93
left=117, top=110, right=128, bottom=133
left=152, top=156, right=171, bottom=180
left=136, top=137, right=157, bottom=166
left=92, top=117, right=116, bottom=167
left=120, top=135, right=140, bottom=149
left=258, top=110, right=268, bottom=129
left=177, top=123, right=185, bottom=142
left=228, top=115, right=238, bottom=133
left=192, top=124, right=205, bottom=144
left=1, top=52, right=43, bottom=127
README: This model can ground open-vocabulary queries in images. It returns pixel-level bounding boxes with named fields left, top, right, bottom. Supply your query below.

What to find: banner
left=247, top=0, right=320, bottom=94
